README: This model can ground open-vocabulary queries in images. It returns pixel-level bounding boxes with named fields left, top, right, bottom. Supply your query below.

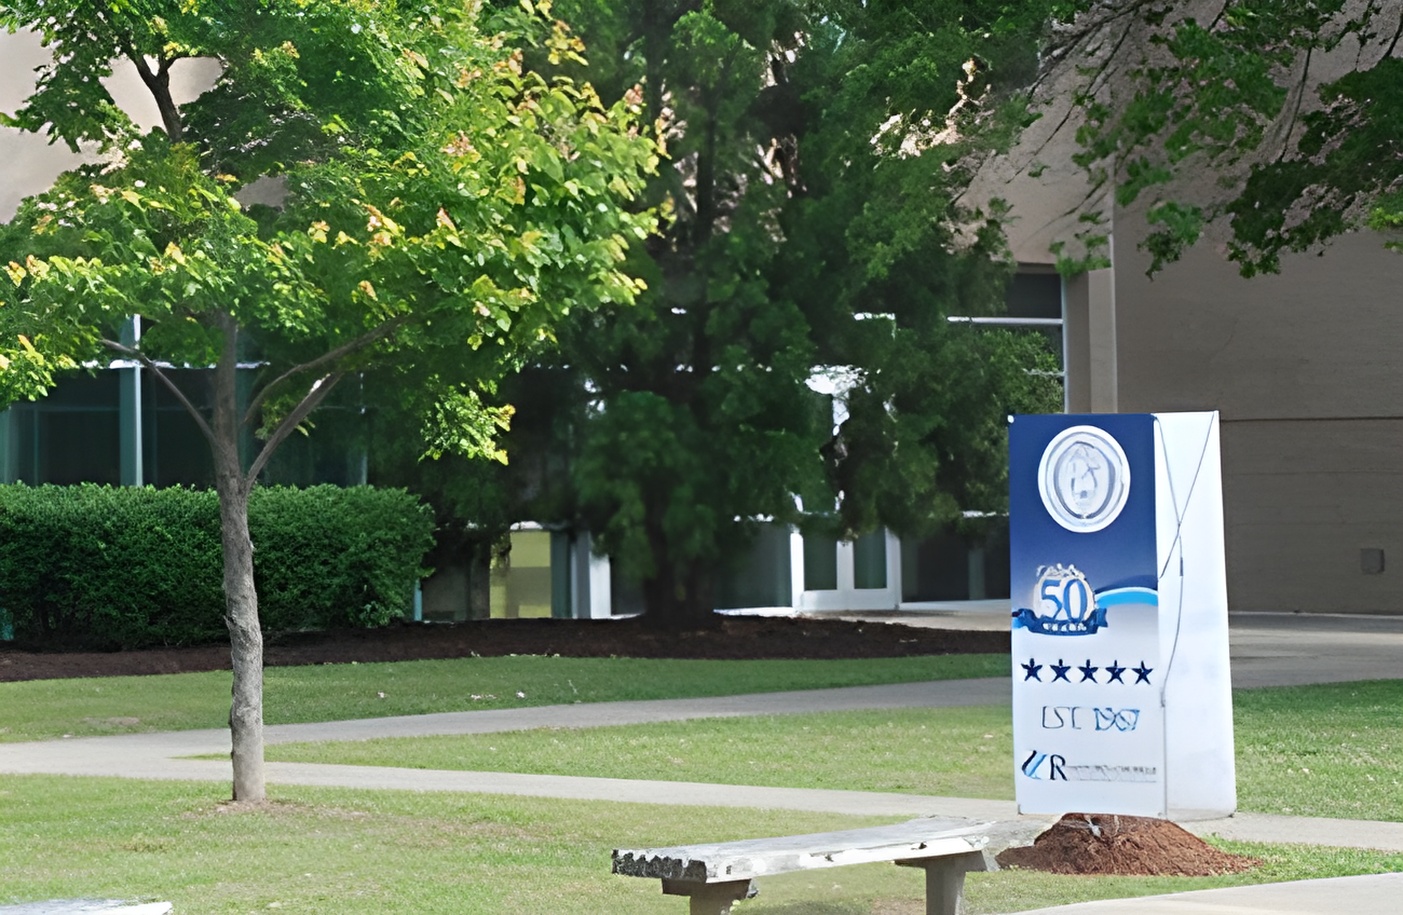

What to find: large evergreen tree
left=537, top=0, right=1065, bottom=626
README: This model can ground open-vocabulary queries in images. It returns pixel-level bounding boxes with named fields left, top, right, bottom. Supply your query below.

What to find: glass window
left=143, top=368, right=215, bottom=488
left=5, top=373, right=121, bottom=484
left=853, top=530, right=887, bottom=589
left=802, top=531, right=839, bottom=591
left=1006, top=272, right=1063, bottom=320
left=490, top=530, right=554, bottom=619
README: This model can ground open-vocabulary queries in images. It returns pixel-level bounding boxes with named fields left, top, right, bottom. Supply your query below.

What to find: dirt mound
left=996, top=813, right=1259, bottom=877
left=0, top=614, right=1011, bottom=682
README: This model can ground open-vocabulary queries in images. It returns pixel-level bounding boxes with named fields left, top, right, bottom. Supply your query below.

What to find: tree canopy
left=505, top=0, right=1065, bottom=625
left=1050, top=0, right=1403, bottom=275
left=0, top=0, right=656, bottom=799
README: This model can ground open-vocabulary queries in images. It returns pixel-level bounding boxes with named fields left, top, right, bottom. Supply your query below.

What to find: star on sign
left=1105, top=660, right=1126, bottom=683
left=1021, top=658, right=1043, bottom=681
left=1077, top=659, right=1099, bottom=683
left=1050, top=658, right=1071, bottom=682
left=1133, top=661, right=1154, bottom=684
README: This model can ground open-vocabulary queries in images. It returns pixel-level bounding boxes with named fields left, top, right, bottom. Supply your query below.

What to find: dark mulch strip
left=996, top=813, right=1260, bottom=877
left=0, top=615, right=1010, bottom=682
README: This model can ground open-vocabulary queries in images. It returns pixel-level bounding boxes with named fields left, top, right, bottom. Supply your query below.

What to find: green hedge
left=0, top=484, right=435, bottom=649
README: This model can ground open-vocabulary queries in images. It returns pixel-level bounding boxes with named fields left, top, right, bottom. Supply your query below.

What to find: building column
left=1063, top=262, right=1119, bottom=413
left=118, top=317, right=143, bottom=486
left=0, top=409, right=12, bottom=483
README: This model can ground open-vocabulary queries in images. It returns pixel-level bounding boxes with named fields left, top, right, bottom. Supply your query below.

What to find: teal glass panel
left=853, top=530, right=887, bottom=589
left=803, top=532, right=838, bottom=591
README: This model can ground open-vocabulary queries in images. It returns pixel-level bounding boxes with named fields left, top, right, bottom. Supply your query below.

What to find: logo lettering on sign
left=1012, top=564, right=1109, bottom=636
left=1093, top=708, right=1140, bottom=732
left=1061, top=764, right=1157, bottom=783
left=1020, top=750, right=1067, bottom=781
left=1037, top=425, right=1132, bottom=533
left=1040, top=707, right=1141, bottom=732
left=1020, top=750, right=1158, bottom=783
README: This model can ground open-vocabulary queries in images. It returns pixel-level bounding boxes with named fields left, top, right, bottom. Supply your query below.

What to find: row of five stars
left=1021, top=658, right=1153, bottom=684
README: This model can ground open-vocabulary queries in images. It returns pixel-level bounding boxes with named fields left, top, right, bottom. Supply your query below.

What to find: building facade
left=14, top=19, right=1390, bottom=619
left=977, top=17, right=1403, bottom=614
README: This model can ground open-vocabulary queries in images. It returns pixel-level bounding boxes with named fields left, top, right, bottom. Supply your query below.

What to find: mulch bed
left=996, top=813, right=1260, bottom=877
left=0, top=614, right=1011, bottom=682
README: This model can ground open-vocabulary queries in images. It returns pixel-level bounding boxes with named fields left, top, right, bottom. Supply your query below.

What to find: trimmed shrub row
left=0, top=483, right=435, bottom=649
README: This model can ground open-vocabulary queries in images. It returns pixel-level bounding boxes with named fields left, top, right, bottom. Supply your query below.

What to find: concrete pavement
left=1017, top=874, right=1403, bottom=915
left=2, top=609, right=1402, bottom=914
left=852, top=605, right=1403, bottom=689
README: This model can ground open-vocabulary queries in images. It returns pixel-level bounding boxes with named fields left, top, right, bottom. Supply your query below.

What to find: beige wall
left=977, top=34, right=1403, bottom=613
left=1062, top=264, right=1118, bottom=413
left=1, top=30, right=219, bottom=220
left=1114, top=225, right=1403, bottom=418
left=1113, top=214, right=1403, bottom=612
left=0, top=31, right=79, bottom=221
left=1220, top=419, right=1402, bottom=612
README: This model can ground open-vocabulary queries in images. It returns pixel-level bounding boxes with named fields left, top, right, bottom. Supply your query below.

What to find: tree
left=1046, top=0, right=1403, bottom=274
left=0, top=0, right=655, bottom=801
left=538, top=0, right=1065, bottom=626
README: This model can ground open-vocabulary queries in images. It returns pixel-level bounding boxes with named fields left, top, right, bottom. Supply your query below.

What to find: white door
left=792, top=528, right=900, bottom=612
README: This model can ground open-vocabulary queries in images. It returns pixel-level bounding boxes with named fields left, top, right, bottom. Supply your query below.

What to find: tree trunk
left=211, top=316, right=265, bottom=802
left=218, top=470, right=264, bottom=801
left=640, top=523, right=719, bottom=630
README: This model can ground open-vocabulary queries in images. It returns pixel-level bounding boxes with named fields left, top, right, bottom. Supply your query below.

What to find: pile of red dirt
left=996, top=813, right=1259, bottom=877
left=0, top=614, right=1011, bottom=682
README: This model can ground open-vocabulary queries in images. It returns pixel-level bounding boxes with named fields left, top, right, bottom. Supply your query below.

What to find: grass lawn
left=1233, top=680, right=1403, bottom=820
left=264, top=680, right=1403, bottom=822
left=2, top=774, right=1402, bottom=915
left=0, top=653, right=1006, bottom=743
left=270, top=706, right=1017, bottom=799
left=6, top=660, right=1403, bottom=912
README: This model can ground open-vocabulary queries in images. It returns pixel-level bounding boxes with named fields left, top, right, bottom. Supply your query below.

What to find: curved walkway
left=4, top=677, right=1403, bottom=849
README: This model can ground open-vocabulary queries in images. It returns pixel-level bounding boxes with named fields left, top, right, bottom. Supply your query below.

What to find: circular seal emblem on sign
left=1037, top=425, right=1131, bottom=533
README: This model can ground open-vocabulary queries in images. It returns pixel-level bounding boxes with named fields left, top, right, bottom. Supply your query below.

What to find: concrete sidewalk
left=1017, top=873, right=1403, bottom=915
left=3, top=609, right=1402, bottom=914
left=6, top=679, right=1403, bottom=845
left=851, top=606, right=1403, bottom=688
left=9, top=684, right=1403, bottom=833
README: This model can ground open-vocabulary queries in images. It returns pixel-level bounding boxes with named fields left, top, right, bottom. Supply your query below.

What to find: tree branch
left=1042, top=0, right=1164, bottom=64
left=1385, top=5, right=1403, bottom=59
left=1276, top=46, right=1313, bottom=163
left=1208, top=0, right=1230, bottom=32
left=92, top=0, right=186, bottom=141
left=1020, top=19, right=1137, bottom=175
left=241, top=316, right=406, bottom=428
left=244, top=372, right=346, bottom=484
left=101, top=338, right=216, bottom=447
left=127, top=50, right=185, bottom=142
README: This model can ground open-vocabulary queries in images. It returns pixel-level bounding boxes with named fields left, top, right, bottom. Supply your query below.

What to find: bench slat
left=613, top=817, right=990, bottom=883
left=0, top=904, right=172, bottom=915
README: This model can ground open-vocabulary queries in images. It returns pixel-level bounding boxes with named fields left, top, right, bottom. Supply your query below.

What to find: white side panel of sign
left=1153, top=412, right=1236, bottom=819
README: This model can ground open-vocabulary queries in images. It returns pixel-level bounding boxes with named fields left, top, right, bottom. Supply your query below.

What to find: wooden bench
left=613, top=817, right=991, bottom=915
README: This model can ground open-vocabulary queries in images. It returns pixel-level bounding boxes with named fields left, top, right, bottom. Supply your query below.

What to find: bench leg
left=898, top=850, right=987, bottom=915
left=660, top=878, right=755, bottom=915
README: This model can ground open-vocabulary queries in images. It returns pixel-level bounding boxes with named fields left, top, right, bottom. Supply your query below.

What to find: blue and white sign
left=1010, top=412, right=1235, bottom=820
